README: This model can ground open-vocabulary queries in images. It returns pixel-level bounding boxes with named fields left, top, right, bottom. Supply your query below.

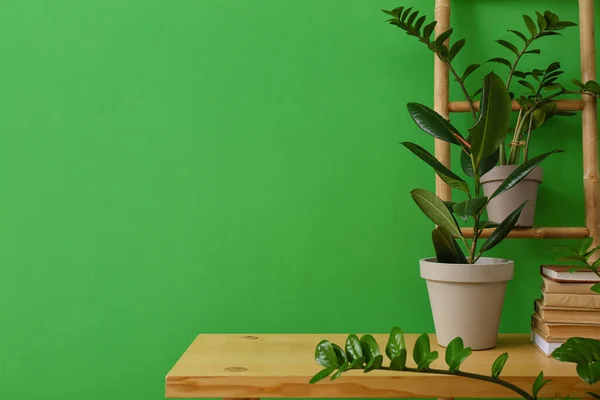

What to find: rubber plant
left=383, top=7, right=600, bottom=166
left=309, top=328, right=600, bottom=399
left=402, top=70, right=561, bottom=263
left=549, top=237, right=600, bottom=294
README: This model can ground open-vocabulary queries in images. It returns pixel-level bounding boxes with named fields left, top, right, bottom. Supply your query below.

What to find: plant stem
left=448, top=64, right=478, bottom=121
left=380, top=366, right=535, bottom=400
left=523, top=113, right=534, bottom=163
left=506, top=32, right=543, bottom=91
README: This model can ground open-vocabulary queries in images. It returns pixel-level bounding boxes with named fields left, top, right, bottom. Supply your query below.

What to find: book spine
left=544, top=293, right=600, bottom=309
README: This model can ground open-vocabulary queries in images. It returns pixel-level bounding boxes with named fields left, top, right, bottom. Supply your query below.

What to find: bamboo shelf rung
left=461, top=227, right=590, bottom=239
left=448, top=99, right=586, bottom=113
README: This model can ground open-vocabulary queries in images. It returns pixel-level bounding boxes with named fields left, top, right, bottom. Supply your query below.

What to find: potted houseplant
left=309, top=327, right=600, bottom=398
left=384, top=8, right=600, bottom=227
left=401, top=70, right=561, bottom=349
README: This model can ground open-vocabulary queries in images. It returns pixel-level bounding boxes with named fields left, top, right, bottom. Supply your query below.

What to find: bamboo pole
left=462, top=227, right=590, bottom=239
left=579, top=0, right=599, bottom=249
left=434, top=0, right=451, bottom=202
left=448, top=100, right=586, bottom=113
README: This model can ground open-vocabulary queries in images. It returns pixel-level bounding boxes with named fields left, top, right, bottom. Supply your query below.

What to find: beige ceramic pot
left=480, top=165, right=543, bottom=228
left=420, top=257, right=514, bottom=350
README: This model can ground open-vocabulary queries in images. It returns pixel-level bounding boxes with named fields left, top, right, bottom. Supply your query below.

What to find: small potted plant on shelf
left=402, top=70, right=560, bottom=349
left=384, top=8, right=600, bottom=227
left=309, top=327, right=600, bottom=398
left=549, top=237, right=600, bottom=294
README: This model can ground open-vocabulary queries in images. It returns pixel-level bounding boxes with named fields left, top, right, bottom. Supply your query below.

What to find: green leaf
left=453, top=197, right=488, bottom=221
left=513, top=71, right=528, bottom=79
left=508, top=29, right=528, bottom=43
left=592, top=283, right=600, bottom=294
left=413, top=333, right=438, bottom=371
left=445, top=337, right=473, bottom=371
left=577, top=362, right=600, bottom=385
left=406, top=103, right=466, bottom=146
left=364, top=355, right=384, bottom=373
left=579, top=237, right=594, bottom=255
left=310, top=367, right=335, bottom=384
left=332, top=343, right=347, bottom=365
left=573, top=79, right=585, bottom=88
left=532, top=371, right=551, bottom=398
left=315, top=340, right=340, bottom=368
left=469, top=72, right=512, bottom=164
left=548, top=245, right=578, bottom=253
left=587, top=392, right=600, bottom=400
left=472, top=87, right=483, bottom=99
left=461, top=147, right=499, bottom=178
left=555, top=21, right=577, bottom=29
left=414, top=15, right=426, bottom=34
left=462, top=63, right=481, bottom=80
left=423, top=21, right=437, bottom=41
left=490, top=150, right=563, bottom=199
left=385, top=327, right=406, bottom=360
left=435, top=28, right=453, bottom=48
left=432, top=226, right=468, bottom=264
left=389, top=349, right=407, bottom=370
left=518, top=80, right=536, bottom=93
left=584, top=81, right=600, bottom=94
left=401, top=7, right=412, bottom=21
left=360, top=334, right=381, bottom=366
left=406, top=10, right=419, bottom=26
left=524, top=49, right=541, bottom=54
left=488, top=57, right=512, bottom=69
left=523, top=15, right=537, bottom=36
left=411, top=189, right=462, bottom=238
left=557, top=255, right=588, bottom=263
left=496, top=39, right=519, bottom=55
left=491, top=352, right=508, bottom=379
left=330, top=362, right=349, bottom=381
left=536, top=11, right=547, bottom=31
left=480, top=202, right=527, bottom=254
left=538, top=31, right=562, bottom=38
left=345, top=334, right=364, bottom=364
left=479, top=220, right=500, bottom=230
left=402, top=142, right=469, bottom=194
left=449, top=39, right=466, bottom=61
left=547, top=61, right=561, bottom=73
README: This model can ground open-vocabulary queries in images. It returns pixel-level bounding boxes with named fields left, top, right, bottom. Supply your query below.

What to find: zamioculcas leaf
left=402, top=142, right=469, bottom=194
left=472, top=87, right=483, bottom=98
left=556, top=255, right=588, bottom=263
left=523, top=14, right=537, bottom=36
left=406, top=103, right=466, bottom=146
left=593, top=283, right=600, bottom=294
left=536, top=11, right=547, bottom=30
left=449, top=39, right=466, bottom=61
left=462, top=63, right=481, bottom=81
left=532, top=371, right=551, bottom=398
left=315, top=340, right=341, bottom=368
left=414, top=15, right=426, bottom=34
left=411, top=188, right=462, bottom=238
left=360, top=334, right=382, bottom=372
left=345, top=334, right=363, bottom=365
left=330, top=362, right=349, bottom=380
left=413, top=333, right=439, bottom=371
left=496, top=39, right=519, bottom=55
left=588, top=392, right=600, bottom=400
left=401, top=7, right=412, bottom=21
left=389, top=349, right=407, bottom=370
left=480, top=202, right=527, bottom=254
left=332, top=343, right=347, bottom=365
left=432, top=226, right=468, bottom=264
left=524, top=49, right=541, bottom=54
left=579, top=237, right=594, bottom=255
left=547, top=61, right=560, bottom=73
left=406, top=10, right=419, bottom=25
left=573, top=79, right=585, bottom=88
left=548, top=245, right=578, bottom=252
left=453, top=197, right=488, bottom=221
left=508, top=29, right=528, bottom=43
left=423, top=21, right=437, bottom=41
left=468, top=72, right=512, bottom=165
left=490, top=150, right=563, bottom=199
left=310, top=367, right=335, bottom=384
left=385, top=327, right=406, bottom=360
left=538, top=31, right=561, bottom=37
left=487, top=57, right=512, bottom=68
left=491, top=352, right=508, bottom=379
left=518, top=80, right=536, bottom=93
left=445, top=337, right=472, bottom=371
left=434, top=28, right=453, bottom=48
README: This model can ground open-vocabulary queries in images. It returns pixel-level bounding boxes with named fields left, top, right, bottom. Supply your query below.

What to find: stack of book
left=531, top=265, right=600, bottom=355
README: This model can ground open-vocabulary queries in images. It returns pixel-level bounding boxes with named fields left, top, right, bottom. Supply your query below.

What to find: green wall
left=0, top=0, right=597, bottom=399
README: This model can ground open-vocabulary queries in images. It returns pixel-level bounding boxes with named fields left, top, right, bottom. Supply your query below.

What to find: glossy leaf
left=389, top=349, right=407, bottom=370
left=538, top=31, right=561, bottom=37
left=557, top=255, right=588, bottom=263
left=449, top=39, right=465, bottom=61
left=364, top=355, right=384, bottom=373
left=407, top=103, right=465, bottom=146
left=469, top=72, right=512, bottom=164
left=310, top=367, right=335, bottom=384
left=536, top=11, right=547, bottom=31
left=523, top=15, right=537, bottom=36
left=508, top=29, right=528, bottom=43
left=480, top=202, right=527, bottom=254
left=434, top=28, right=453, bottom=48
left=332, top=343, right=347, bottom=365
left=547, top=61, right=560, bottom=73
left=462, top=64, right=481, bottom=81
left=411, top=189, right=462, bottom=238
left=360, top=334, right=381, bottom=364
left=579, top=237, right=594, bottom=255
left=496, top=39, right=519, bottom=55
left=445, top=337, right=473, bottom=371
left=413, top=333, right=439, bottom=371
left=453, top=197, right=488, bottom=221
left=406, top=10, right=419, bottom=26
left=578, top=362, right=600, bottom=385
left=573, top=79, right=585, bottom=88
left=593, top=284, right=600, bottom=294
left=548, top=245, right=578, bottom=253
left=330, top=362, right=348, bottom=381
left=461, top=147, right=499, bottom=178
left=414, top=15, right=426, bottom=34
left=315, top=340, right=340, bottom=368
left=518, top=80, right=536, bottom=93
left=423, top=21, right=437, bottom=41
left=488, top=57, right=512, bottom=69
left=491, top=352, right=508, bottom=379
left=402, top=142, right=469, bottom=194
left=472, top=87, right=483, bottom=99
left=532, top=371, right=551, bottom=398
left=432, top=226, right=468, bottom=264
left=588, top=392, right=600, bottom=400
left=385, top=327, right=406, bottom=360
left=345, top=334, right=364, bottom=364
left=524, top=49, right=541, bottom=54
left=556, top=21, right=577, bottom=29
left=490, top=150, right=563, bottom=199
left=401, top=7, right=412, bottom=21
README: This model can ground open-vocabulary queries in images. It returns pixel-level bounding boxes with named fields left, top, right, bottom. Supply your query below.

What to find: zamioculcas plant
left=549, top=237, right=600, bottom=294
left=309, top=328, right=600, bottom=399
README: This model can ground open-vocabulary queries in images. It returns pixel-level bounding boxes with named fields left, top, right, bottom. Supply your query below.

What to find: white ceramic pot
left=420, top=257, right=514, bottom=350
left=480, top=165, right=543, bottom=228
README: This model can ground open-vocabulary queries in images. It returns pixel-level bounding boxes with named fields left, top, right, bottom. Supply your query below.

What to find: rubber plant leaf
left=411, top=188, right=462, bottom=238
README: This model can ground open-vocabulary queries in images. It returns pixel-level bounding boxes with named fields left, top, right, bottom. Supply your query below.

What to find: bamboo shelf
left=433, top=0, right=598, bottom=242
left=165, top=333, right=597, bottom=398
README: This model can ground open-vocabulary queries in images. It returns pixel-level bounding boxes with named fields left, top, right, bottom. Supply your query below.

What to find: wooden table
left=165, top=334, right=596, bottom=399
